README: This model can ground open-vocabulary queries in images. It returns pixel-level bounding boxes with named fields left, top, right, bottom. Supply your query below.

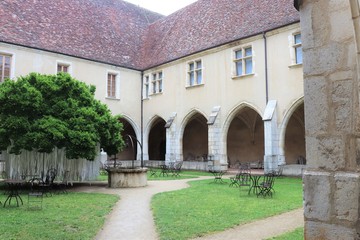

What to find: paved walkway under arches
left=71, top=177, right=304, bottom=240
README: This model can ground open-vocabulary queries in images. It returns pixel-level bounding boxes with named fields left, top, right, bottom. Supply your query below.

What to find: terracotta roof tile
left=141, top=0, right=300, bottom=69
left=0, top=0, right=299, bottom=70
left=0, top=0, right=163, bottom=70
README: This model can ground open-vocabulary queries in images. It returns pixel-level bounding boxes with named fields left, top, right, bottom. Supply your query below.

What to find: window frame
left=149, top=71, right=163, bottom=95
left=293, top=33, right=302, bottom=65
left=57, top=64, right=69, bottom=73
left=56, top=60, right=72, bottom=74
left=106, top=71, right=120, bottom=100
left=187, top=59, right=203, bottom=87
left=158, top=71, right=163, bottom=93
left=233, top=46, right=253, bottom=78
left=0, top=53, right=12, bottom=83
left=143, top=75, right=150, bottom=99
left=289, top=32, right=303, bottom=68
left=152, top=73, right=157, bottom=94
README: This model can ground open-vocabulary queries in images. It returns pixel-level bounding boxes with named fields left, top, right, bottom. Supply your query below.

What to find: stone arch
left=120, top=115, right=141, bottom=139
left=223, top=102, right=264, bottom=167
left=180, top=109, right=208, bottom=161
left=115, top=115, right=140, bottom=160
left=278, top=97, right=305, bottom=165
left=145, top=115, right=166, bottom=161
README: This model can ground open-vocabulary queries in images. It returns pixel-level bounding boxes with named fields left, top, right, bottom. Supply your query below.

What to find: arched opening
left=148, top=118, right=166, bottom=161
left=226, top=107, right=264, bottom=168
left=284, top=103, right=305, bottom=164
left=114, top=119, right=137, bottom=160
left=182, top=113, right=208, bottom=161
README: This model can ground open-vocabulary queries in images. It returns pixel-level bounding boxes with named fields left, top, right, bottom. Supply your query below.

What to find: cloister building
left=0, top=0, right=305, bottom=173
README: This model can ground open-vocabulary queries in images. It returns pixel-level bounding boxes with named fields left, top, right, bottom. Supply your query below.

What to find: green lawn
left=267, top=227, right=304, bottom=240
left=0, top=191, right=119, bottom=240
left=97, top=169, right=213, bottom=181
left=152, top=177, right=303, bottom=240
left=97, top=171, right=109, bottom=181
left=2, top=173, right=302, bottom=240
left=148, top=169, right=213, bottom=180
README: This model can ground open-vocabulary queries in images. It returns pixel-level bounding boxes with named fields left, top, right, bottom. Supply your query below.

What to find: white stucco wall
left=0, top=42, right=142, bottom=131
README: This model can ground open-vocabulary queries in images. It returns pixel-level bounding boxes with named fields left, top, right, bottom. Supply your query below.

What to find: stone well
left=107, top=167, right=148, bottom=188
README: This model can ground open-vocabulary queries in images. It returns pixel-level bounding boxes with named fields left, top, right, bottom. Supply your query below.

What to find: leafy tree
left=0, top=72, right=124, bottom=160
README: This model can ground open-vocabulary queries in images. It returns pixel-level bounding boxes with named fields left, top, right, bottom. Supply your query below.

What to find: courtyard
left=0, top=171, right=303, bottom=240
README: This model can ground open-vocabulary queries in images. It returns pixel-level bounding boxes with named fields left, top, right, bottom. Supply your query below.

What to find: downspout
left=263, top=31, right=270, bottom=173
left=140, top=71, right=144, bottom=168
left=263, top=32, right=269, bottom=104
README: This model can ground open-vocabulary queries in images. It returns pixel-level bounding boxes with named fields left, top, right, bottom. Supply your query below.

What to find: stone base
left=107, top=168, right=148, bottom=188
left=282, top=164, right=306, bottom=176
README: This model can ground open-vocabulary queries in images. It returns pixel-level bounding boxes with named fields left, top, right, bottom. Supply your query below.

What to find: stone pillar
left=207, top=106, right=227, bottom=170
left=208, top=115, right=225, bottom=168
left=139, top=130, right=148, bottom=161
left=263, top=100, right=280, bottom=173
left=165, top=123, right=177, bottom=163
left=299, top=0, right=360, bottom=238
left=137, top=145, right=148, bottom=161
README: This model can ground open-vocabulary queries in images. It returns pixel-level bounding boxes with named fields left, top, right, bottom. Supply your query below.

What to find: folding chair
left=257, top=173, right=276, bottom=198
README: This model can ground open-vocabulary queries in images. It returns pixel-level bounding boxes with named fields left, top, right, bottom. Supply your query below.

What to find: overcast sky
left=124, top=0, right=197, bottom=15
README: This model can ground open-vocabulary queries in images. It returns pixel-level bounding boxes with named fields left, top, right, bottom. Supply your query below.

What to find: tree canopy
left=0, top=72, right=124, bottom=160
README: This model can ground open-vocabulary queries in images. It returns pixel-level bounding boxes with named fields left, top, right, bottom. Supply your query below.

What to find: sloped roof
left=0, top=0, right=163, bottom=70
left=0, top=0, right=299, bottom=70
left=141, top=0, right=300, bottom=69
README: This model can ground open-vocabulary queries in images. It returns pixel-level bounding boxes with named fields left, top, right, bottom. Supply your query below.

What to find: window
left=188, top=60, right=202, bottom=86
left=57, top=63, right=69, bottom=73
left=158, top=72, right=163, bottom=93
left=293, top=33, right=302, bottom=64
left=106, top=71, right=120, bottom=99
left=107, top=73, right=117, bottom=98
left=0, top=54, right=11, bottom=82
left=143, top=75, right=149, bottom=99
left=150, top=71, right=163, bottom=94
left=152, top=73, right=156, bottom=94
left=234, top=46, right=253, bottom=76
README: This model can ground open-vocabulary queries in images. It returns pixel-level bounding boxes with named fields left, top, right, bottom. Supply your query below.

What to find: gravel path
left=191, top=208, right=304, bottom=240
left=71, top=177, right=303, bottom=240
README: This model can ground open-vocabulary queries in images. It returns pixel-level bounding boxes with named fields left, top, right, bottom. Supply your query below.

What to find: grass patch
left=97, top=174, right=108, bottom=181
left=267, top=227, right=304, bottom=240
left=97, top=169, right=213, bottom=181
left=152, top=177, right=303, bottom=240
left=148, top=169, right=213, bottom=180
left=0, top=192, right=118, bottom=240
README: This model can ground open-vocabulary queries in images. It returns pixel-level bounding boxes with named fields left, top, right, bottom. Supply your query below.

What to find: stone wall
left=299, top=0, right=360, bottom=239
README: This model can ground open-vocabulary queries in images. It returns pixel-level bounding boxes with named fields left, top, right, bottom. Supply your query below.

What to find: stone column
left=299, top=0, right=360, bottom=239
left=208, top=106, right=226, bottom=170
left=139, top=141, right=148, bottom=161
left=165, top=123, right=177, bottom=163
left=208, top=117, right=224, bottom=169
left=263, top=100, right=280, bottom=173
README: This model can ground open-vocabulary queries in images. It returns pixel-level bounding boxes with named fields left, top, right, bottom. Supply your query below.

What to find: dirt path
left=72, top=177, right=303, bottom=240
left=74, top=178, right=199, bottom=240
left=191, top=208, right=304, bottom=240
